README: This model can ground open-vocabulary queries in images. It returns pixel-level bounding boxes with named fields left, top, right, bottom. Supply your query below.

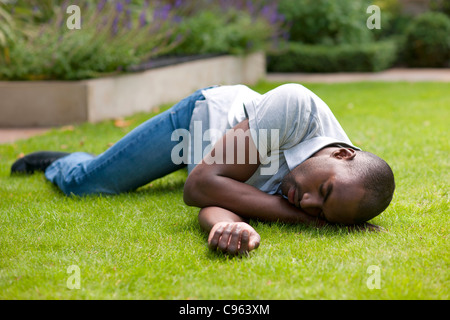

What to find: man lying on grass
left=11, top=84, right=395, bottom=255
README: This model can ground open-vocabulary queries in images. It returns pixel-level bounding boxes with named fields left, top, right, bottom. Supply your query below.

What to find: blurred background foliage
left=0, top=0, right=448, bottom=80
left=269, top=0, right=449, bottom=72
left=0, top=0, right=285, bottom=80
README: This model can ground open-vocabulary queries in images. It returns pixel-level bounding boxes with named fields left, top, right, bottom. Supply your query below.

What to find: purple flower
left=116, top=2, right=124, bottom=13
left=112, top=16, right=119, bottom=35
left=97, top=0, right=107, bottom=12
left=172, top=15, right=182, bottom=24
left=261, top=4, right=280, bottom=25
left=246, top=0, right=255, bottom=15
left=261, top=5, right=271, bottom=18
left=154, top=4, right=172, bottom=21
left=174, top=0, right=183, bottom=8
left=139, top=10, right=147, bottom=27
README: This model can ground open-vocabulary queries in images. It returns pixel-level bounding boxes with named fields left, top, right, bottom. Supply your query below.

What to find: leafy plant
left=404, top=11, right=450, bottom=67
left=268, top=40, right=398, bottom=72
left=171, top=9, right=278, bottom=55
left=0, top=1, right=184, bottom=80
left=0, top=0, right=285, bottom=80
left=278, top=0, right=373, bottom=45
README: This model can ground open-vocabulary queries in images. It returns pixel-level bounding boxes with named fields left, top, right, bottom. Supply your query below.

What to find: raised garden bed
left=0, top=52, right=265, bottom=127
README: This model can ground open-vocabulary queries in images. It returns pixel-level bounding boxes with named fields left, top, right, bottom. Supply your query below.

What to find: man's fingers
left=208, top=222, right=261, bottom=256
left=218, top=224, right=233, bottom=252
left=238, top=230, right=250, bottom=255
left=208, top=224, right=224, bottom=250
left=250, top=233, right=261, bottom=250
left=227, top=224, right=241, bottom=255
left=244, top=231, right=261, bottom=253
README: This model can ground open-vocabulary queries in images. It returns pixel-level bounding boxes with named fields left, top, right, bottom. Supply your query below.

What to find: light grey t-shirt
left=186, top=83, right=360, bottom=195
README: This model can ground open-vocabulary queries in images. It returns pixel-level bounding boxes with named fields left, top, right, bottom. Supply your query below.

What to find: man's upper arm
left=183, top=119, right=260, bottom=206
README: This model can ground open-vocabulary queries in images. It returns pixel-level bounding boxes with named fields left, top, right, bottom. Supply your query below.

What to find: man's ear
left=332, top=148, right=356, bottom=160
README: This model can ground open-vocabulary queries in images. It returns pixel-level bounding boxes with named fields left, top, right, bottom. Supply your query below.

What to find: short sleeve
left=244, top=83, right=313, bottom=158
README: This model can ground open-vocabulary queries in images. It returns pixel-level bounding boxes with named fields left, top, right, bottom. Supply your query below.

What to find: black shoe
left=11, top=151, right=70, bottom=174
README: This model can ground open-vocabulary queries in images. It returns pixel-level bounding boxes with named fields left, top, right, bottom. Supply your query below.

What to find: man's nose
left=300, top=193, right=322, bottom=216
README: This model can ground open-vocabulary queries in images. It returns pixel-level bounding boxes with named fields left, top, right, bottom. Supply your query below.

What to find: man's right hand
left=208, top=222, right=261, bottom=256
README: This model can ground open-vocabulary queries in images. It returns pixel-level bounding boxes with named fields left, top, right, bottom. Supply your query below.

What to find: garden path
left=267, top=67, right=450, bottom=83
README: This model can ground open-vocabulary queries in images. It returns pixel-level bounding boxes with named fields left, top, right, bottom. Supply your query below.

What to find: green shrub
left=370, top=0, right=410, bottom=40
left=404, top=12, right=450, bottom=68
left=267, top=40, right=398, bottom=72
left=0, top=0, right=283, bottom=80
left=0, top=1, right=184, bottom=80
left=271, top=0, right=400, bottom=73
left=169, top=9, right=274, bottom=56
left=278, top=0, right=373, bottom=45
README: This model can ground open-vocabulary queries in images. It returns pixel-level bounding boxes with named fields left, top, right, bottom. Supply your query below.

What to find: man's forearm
left=185, top=173, right=323, bottom=227
left=198, top=206, right=246, bottom=232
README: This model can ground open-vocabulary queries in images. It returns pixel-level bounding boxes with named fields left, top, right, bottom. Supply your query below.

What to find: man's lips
left=288, top=187, right=298, bottom=207
left=288, top=187, right=302, bottom=208
left=288, top=187, right=296, bottom=206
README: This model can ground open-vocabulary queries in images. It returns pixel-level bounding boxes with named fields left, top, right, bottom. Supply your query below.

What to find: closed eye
left=320, top=182, right=333, bottom=204
left=319, top=182, right=333, bottom=221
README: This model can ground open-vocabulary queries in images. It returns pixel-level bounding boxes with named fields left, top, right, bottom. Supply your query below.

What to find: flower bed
left=0, top=1, right=280, bottom=126
left=0, top=51, right=266, bottom=127
left=0, top=0, right=283, bottom=81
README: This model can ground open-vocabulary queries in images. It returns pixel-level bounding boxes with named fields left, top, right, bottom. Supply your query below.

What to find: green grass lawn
left=0, top=81, right=448, bottom=300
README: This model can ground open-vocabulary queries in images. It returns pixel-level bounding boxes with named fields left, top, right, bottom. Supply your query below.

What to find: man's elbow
left=184, top=164, right=221, bottom=208
left=183, top=174, right=197, bottom=206
left=183, top=171, right=206, bottom=207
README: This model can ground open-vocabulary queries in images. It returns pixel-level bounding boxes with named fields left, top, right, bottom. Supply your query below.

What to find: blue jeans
left=45, top=88, right=211, bottom=196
